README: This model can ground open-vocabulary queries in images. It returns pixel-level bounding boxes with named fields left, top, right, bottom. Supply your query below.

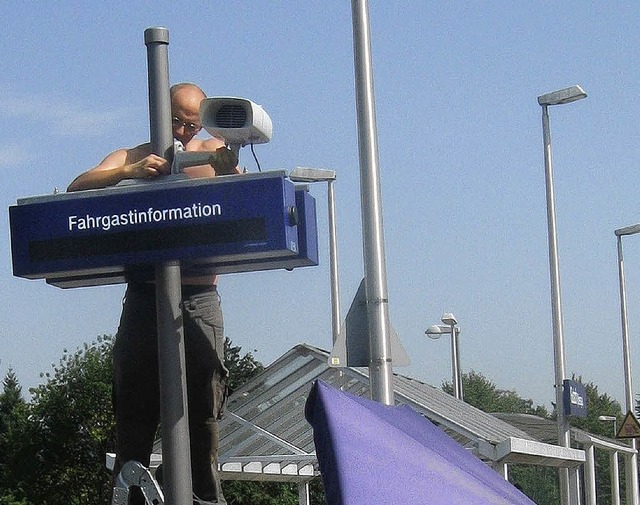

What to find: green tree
left=566, top=376, right=622, bottom=436
left=17, top=336, right=115, bottom=505
left=0, top=370, right=23, bottom=414
left=223, top=481, right=300, bottom=505
left=451, top=370, right=549, bottom=417
left=0, top=334, right=323, bottom=504
left=449, top=370, right=557, bottom=503
left=225, top=338, right=264, bottom=392
left=0, top=370, right=29, bottom=505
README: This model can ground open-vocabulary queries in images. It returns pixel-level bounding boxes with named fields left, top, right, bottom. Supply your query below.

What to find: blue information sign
left=9, top=171, right=318, bottom=288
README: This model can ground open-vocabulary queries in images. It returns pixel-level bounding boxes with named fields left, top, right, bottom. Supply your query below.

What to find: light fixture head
left=289, top=166, right=337, bottom=183
left=441, top=313, right=458, bottom=326
left=615, top=224, right=640, bottom=237
left=425, top=324, right=448, bottom=339
left=537, top=85, right=587, bottom=106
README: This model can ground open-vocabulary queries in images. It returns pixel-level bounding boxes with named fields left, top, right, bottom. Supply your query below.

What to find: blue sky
left=2, top=2, right=640, bottom=411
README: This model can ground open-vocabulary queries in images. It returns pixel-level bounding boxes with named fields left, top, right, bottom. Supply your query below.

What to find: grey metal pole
left=456, top=329, right=463, bottom=400
left=145, top=27, right=193, bottom=505
left=541, top=104, right=571, bottom=505
left=146, top=28, right=175, bottom=164
left=616, top=233, right=640, bottom=504
left=327, top=179, right=341, bottom=344
left=618, top=235, right=635, bottom=414
left=452, top=327, right=463, bottom=401
left=351, top=0, right=394, bottom=405
left=449, top=325, right=460, bottom=400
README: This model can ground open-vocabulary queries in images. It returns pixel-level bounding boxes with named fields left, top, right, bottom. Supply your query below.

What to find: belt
left=127, top=282, right=217, bottom=297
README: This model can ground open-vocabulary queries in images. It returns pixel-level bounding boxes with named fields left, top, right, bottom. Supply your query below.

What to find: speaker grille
left=215, top=104, right=247, bottom=128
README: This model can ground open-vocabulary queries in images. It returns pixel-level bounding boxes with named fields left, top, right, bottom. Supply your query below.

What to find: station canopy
left=199, top=344, right=586, bottom=483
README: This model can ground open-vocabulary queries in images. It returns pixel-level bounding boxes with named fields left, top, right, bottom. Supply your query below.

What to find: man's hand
left=208, top=147, right=239, bottom=175
left=128, top=154, right=170, bottom=179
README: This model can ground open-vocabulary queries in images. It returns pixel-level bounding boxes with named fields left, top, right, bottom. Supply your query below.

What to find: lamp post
left=538, top=84, right=587, bottom=505
left=614, top=224, right=640, bottom=504
left=289, top=167, right=341, bottom=344
left=425, top=313, right=462, bottom=400
left=597, top=415, right=618, bottom=437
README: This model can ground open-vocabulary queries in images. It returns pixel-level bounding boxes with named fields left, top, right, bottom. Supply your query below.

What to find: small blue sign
left=563, top=379, right=587, bottom=418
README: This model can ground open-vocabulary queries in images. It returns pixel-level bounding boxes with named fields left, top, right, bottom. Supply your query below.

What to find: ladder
left=111, top=460, right=164, bottom=505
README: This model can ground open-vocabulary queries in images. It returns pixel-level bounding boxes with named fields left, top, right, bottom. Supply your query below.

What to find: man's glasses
left=172, top=116, right=202, bottom=133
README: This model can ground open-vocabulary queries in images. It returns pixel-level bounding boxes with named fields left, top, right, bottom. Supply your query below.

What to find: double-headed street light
left=538, top=84, right=587, bottom=505
left=425, top=313, right=462, bottom=401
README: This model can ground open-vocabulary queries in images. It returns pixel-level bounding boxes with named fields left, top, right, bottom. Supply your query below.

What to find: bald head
left=170, top=83, right=207, bottom=144
left=170, top=83, right=206, bottom=111
left=170, top=82, right=206, bottom=100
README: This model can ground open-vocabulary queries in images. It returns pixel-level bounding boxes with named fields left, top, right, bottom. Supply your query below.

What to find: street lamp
left=538, top=84, right=587, bottom=505
left=614, top=224, right=640, bottom=503
left=289, top=167, right=341, bottom=344
left=615, top=223, right=640, bottom=415
left=597, top=415, right=621, bottom=505
left=425, top=313, right=462, bottom=400
left=597, top=415, right=618, bottom=437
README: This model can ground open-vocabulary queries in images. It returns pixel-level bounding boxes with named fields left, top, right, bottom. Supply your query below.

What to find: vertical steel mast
left=351, top=0, right=394, bottom=405
left=145, top=27, right=193, bottom=505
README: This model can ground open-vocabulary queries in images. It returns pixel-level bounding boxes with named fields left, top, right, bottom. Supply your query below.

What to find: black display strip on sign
left=29, top=218, right=267, bottom=262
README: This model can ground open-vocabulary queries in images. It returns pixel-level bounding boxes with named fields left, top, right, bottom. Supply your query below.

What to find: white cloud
left=0, top=89, right=141, bottom=137
left=0, top=141, right=34, bottom=168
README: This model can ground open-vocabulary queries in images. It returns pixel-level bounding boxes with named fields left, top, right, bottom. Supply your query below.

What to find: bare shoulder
left=95, top=142, right=151, bottom=170
left=124, top=143, right=153, bottom=163
left=188, top=137, right=226, bottom=152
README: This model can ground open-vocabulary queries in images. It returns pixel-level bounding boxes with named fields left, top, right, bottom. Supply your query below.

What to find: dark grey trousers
left=111, top=282, right=228, bottom=504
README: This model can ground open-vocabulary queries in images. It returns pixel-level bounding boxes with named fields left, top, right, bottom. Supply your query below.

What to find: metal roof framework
left=213, top=344, right=589, bottom=482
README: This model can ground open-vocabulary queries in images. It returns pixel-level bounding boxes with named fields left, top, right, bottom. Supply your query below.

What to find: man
left=68, top=83, right=236, bottom=504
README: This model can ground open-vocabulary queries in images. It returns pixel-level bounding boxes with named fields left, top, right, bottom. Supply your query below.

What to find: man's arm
left=182, top=139, right=241, bottom=179
left=67, top=145, right=169, bottom=192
